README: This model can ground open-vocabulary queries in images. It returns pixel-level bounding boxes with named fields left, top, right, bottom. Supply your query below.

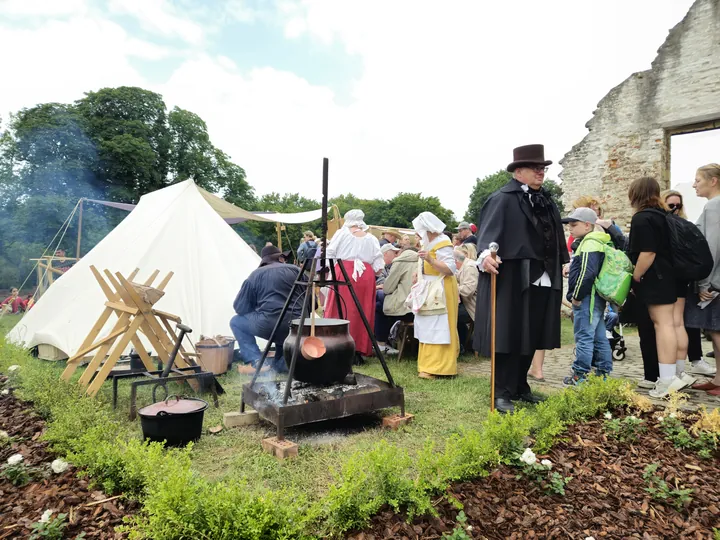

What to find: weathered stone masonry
left=560, top=0, right=720, bottom=227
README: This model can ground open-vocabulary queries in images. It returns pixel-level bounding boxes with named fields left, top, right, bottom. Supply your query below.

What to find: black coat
left=473, top=179, right=569, bottom=357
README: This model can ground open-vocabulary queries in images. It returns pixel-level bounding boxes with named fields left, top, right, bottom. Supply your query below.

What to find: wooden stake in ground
left=489, top=242, right=499, bottom=413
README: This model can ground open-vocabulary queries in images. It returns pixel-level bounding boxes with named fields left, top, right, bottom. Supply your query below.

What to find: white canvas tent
left=8, top=180, right=263, bottom=357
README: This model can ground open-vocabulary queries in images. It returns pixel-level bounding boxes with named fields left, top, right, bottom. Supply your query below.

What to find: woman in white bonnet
left=412, top=211, right=460, bottom=378
left=325, top=209, right=384, bottom=361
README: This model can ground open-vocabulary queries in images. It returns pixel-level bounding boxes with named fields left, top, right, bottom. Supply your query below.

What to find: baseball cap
left=380, top=243, right=400, bottom=254
left=561, top=207, right=598, bottom=224
left=456, top=221, right=471, bottom=230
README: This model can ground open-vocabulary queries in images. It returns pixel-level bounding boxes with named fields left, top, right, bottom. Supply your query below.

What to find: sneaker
left=689, top=359, right=716, bottom=376
left=677, top=372, right=697, bottom=390
left=637, top=379, right=656, bottom=390
left=595, top=370, right=610, bottom=381
left=381, top=345, right=399, bottom=355
left=648, top=376, right=687, bottom=399
left=563, top=372, right=587, bottom=386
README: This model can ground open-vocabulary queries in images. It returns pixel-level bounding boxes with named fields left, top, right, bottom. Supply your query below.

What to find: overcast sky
left=1, top=0, right=710, bottom=219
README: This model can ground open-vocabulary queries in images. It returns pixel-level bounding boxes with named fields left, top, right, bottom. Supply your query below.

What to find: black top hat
left=259, top=245, right=292, bottom=267
left=507, top=144, right=553, bottom=172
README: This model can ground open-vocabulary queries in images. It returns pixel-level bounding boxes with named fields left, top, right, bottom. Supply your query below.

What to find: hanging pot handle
left=152, top=382, right=168, bottom=403
left=165, top=395, right=181, bottom=406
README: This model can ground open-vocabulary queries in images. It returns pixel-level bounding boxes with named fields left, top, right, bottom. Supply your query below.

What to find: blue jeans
left=605, top=310, right=619, bottom=334
left=572, top=295, right=612, bottom=375
left=229, top=314, right=288, bottom=373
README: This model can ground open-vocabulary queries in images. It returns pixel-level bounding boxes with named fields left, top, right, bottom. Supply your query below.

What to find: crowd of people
left=227, top=144, right=720, bottom=413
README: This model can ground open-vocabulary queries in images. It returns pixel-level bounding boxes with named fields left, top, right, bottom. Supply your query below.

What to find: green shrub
left=482, top=409, right=533, bottom=461
left=2, top=337, right=639, bottom=537
left=532, top=376, right=631, bottom=451
left=127, top=471, right=313, bottom=540
left=322, top=440, right=434, bottom=534
left=441, top=429, right=500, bottom=482
left=70, top=436, right=193, bottom=499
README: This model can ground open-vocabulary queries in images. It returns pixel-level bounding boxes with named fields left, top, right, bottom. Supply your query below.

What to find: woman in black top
left=628, top=177, right=690, bottom=398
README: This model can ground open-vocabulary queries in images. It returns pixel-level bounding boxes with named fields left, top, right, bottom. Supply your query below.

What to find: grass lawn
left=1, top=313, right=577, bottom=502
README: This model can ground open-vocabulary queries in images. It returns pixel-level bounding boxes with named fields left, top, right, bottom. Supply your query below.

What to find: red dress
left=324, top=261, right=377, bottom=357
left=1, top=296, right=26, bottom=313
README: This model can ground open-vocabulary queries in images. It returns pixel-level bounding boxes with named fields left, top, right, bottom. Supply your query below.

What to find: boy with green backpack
left=562, top=208, right=633, bottom=385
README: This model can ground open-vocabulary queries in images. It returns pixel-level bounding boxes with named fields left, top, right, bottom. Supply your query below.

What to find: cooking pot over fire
left=284, top=318, right=355, bottom=386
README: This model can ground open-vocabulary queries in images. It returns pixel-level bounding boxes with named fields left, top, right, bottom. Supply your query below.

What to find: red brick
left=261, top=437, right=298, bottom=459
left=382, top=413, right=415, bottom=430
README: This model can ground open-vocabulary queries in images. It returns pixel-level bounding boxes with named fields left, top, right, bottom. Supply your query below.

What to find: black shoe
left=494, top=398, right=515, bottom=414
left=514, top=393, right=546, bottom=404
left=707, top=351, right=715, bottom=358
left=353, top=353, right=365, bottom=366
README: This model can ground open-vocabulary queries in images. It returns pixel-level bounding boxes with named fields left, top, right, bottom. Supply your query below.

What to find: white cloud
left=0, top=0, right=88, bottom=17
left=0, top=0, right=701, bottom=220
left=267, top=0, right=697, bottom=216
left=108, top=0, right=205, bottom=45
left=0, top=16, right=147, bottom=117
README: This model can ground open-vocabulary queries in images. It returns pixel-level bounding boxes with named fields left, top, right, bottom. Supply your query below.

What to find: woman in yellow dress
left=412, top=212, right=460, bottom=379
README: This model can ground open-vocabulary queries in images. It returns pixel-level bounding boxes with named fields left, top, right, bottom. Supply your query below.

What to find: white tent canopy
left=8, top=180, right=262, bottom=357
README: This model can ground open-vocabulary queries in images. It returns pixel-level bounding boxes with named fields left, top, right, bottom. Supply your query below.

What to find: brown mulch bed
left=351, top=410, right=720, bottom=539
left=0, top=382, right=137, bottom=539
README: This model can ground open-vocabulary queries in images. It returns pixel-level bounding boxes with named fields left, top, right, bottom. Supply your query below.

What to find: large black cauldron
left=283, top=318, right=355, bottom=385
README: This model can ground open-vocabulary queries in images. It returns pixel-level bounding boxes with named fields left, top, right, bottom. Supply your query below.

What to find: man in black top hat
left=473, top=144, right=569, bottom=413
left=230, top=245, right=305, bottom=373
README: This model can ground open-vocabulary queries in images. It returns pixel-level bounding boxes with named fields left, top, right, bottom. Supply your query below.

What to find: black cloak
left=472, top=179, right=569, bottom=357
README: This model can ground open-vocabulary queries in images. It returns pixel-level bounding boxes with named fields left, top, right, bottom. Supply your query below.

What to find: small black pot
left=138, top=396, right=208, bottom=447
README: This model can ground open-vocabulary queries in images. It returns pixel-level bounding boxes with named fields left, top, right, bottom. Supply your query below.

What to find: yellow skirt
left=417, top=275, right=459, bottom=376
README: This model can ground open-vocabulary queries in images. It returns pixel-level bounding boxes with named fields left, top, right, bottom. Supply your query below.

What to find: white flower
left=7, top=453, right=23, bottom=465
left=50, top=458, right=69, bottom=474
left=585, top=537, right=596, bottom=540
left=669, top=412, right=677, bottom=419
left=7, top=365, right=19, bottom=372
left=519, top=448, right=537, bottom=465
left=39, top=510, right=53, bottom=523
left=0, top=430, right=8, bottom=438
left=541, top=459, right=553, bottom=469
left=629, top=415, right=637, bottom=421
left=604, top=412, right=612, bottom=419
left=1, top=389, right=9, bottom=395
left=466, top=525, right=473, bottom=531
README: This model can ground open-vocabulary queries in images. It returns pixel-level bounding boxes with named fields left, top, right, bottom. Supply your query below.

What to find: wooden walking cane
left=489, top=242, right=499, bottom=413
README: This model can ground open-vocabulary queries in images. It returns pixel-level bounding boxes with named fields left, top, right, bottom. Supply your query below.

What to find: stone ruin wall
left=560, top=0, right=720, bottom=229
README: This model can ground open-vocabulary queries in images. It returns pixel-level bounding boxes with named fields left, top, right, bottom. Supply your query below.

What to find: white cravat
left=477, top=183, right=551, bottom=287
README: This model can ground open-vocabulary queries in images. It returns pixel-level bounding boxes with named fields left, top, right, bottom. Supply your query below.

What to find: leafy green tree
left=384, top=192, right=456, bottom=230
left=75, top=86, right=171, bottom=201
left=543, top=179, right=565, bottom=215
left=464, top=170, right=564, bottom=223
left=236, top=193, right=321, bottom=255
left=330, top=193, right=456, bottom=230
left=167, top=107, right=254, bottom=209
left=0, top=86, right=252, bottom=289
left=214, top=149, right=254, bottom=210
left=464, top=170, right=512, bottom=223
left=11, top=103, right=99, bottom=199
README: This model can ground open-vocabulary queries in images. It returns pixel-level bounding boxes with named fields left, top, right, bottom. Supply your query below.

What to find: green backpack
left=583, top=238, right=633, bottom=307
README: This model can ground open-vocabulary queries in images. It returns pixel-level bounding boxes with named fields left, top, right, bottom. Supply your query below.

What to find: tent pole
left=76, top=198, right=84, bottom=259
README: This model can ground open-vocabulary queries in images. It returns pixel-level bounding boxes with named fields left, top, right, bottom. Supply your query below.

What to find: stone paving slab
left=460, top=335, right=719, bottom=411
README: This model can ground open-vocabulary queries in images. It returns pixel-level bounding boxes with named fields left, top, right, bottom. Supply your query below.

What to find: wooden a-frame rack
left=61, top=266, right=197, bottom=397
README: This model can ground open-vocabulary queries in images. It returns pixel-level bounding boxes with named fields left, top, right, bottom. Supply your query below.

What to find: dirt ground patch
left=352, top=410, right=720, bottom=539
left=0, top=380, right=137, bottom=539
